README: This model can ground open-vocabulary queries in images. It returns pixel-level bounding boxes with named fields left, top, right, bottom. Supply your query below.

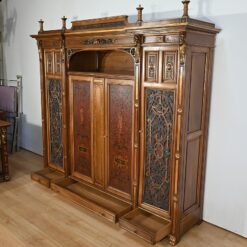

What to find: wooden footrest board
left=119, top=208, right=171, bottom=244
left=31, top=168, right=64, bottom=188
left=51, top=178, right=132, bottom=223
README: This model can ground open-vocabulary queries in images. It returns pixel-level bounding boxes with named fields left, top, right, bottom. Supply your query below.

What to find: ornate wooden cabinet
left=31, top=1, right=219, bottom=245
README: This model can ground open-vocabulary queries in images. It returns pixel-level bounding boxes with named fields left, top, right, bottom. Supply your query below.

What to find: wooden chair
left=0, top=76, right=23, bottom=152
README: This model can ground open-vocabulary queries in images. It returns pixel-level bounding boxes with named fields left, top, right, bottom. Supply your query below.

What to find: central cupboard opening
left=67, top=49, right=136, bottom=206
left=69, top=50, right=135, bottom=76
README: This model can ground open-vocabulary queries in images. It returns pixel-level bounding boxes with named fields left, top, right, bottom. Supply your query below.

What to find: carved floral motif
left=81, top=38, right=116, bottom=45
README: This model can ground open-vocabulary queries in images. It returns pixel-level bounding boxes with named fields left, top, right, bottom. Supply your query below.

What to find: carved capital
left=37, top=40, right=43, bottom=62
left=179, top=33, right=186, bottom=66
left=37, top=40, right=42, bottom=49
left=134, top=34, right=143, bottom=63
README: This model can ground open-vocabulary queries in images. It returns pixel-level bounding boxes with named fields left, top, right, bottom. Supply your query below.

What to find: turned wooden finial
left=62, top=16, right=67, bottom=30
left=182, top=0, right=190, bottom=18
left=38, top=19, right=44, bottom=33
left=136, top=4, right=144, bottom=25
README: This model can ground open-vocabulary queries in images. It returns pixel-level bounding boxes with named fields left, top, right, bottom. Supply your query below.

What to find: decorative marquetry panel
left=145, top=52, right=158, bottom=82
left=54, top=52, right=62, bottom=74
left=163, top=52, right=177, bottom=82
left=46, top=52, right=53, bottom=74
left=143, top=89, right=175, bottom=211
left=108, top=83, right=133, bottom=195
left=48, top=79, right=63, bottom=168
left=73, top=80, right=92, bottom=178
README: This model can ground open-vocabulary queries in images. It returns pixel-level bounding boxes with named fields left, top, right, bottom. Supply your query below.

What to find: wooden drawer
left=119, top=208, right=171, bottom=244
left=51, top=178, right=132, bottom=223
left=31, top=168, right=64, bottom=188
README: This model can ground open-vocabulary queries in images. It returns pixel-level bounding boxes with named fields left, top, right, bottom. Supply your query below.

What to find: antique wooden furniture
left=0, top=120, right=11, bottom=182
left=31, top=1, right=219, bottom=245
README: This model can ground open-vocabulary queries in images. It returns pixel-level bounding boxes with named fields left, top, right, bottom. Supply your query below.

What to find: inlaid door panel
left=46, top=78, right=64, bottom=170
left=162, top=51, right=177, bottom=83
left=106, top=79, right=134, bottom=200
left=54, top=51, right=62, bottom=74
left=145, top=51, right=159, bottom=82
left=45, top=52, right=53, bottom=74
left=93, top=78, right=105, bottom=187
left=69, top=76, right=93, bottom=183
left=140, top=88, right=175, bottom=215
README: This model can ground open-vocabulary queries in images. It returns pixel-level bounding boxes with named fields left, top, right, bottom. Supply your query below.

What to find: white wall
left=1, top=0, right=247, bottom=239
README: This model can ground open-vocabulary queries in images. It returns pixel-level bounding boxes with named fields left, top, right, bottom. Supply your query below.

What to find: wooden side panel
left=72, top=80, right=92, bottom=178
left=142, top=88, right=175, bottom=212
left=47, top=79, right=63, bottom=168
left=93, top=78, right=105, bottom=187
left=107, top=80, right=134, bottom=197
left=188, top=53, right=206, bottom=132
left=183, top=138, right=200, bottom=211
left=183, top=49, right=208, bottom=216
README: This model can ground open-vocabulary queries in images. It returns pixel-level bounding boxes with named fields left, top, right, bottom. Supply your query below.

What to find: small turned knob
left=61, top=16, right=67, bottom=30
left=182, top=0, right=190, bottom=18
left=38, top=19, right=44, bottom=33
left=136, top=4, right=144, bottom=26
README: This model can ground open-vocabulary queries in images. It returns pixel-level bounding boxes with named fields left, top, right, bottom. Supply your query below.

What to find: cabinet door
left=139, top=88, right=175, bottom=216
left=69, top=76, right=93, bottom=183
left=105, top=79, right=134, bottom=200
left=139, top=48, right=177, bottom=217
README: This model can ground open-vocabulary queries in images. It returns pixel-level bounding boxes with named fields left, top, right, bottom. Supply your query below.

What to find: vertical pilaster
left=169, top=32, right=187, bottom=246
left=132, top=34, right=143, bottom=207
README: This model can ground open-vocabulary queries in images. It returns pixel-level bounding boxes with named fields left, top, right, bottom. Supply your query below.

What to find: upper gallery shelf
left=32, top=1, right=220, bottom=37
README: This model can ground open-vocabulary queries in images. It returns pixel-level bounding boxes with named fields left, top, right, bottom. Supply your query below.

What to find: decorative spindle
left=182, top=0, right=190, bottom=18
left=61, top=16, right=67, bottom=30
left=136, top=4, right=144, bottom=26
left=38, top=19, right=44, bottom=33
